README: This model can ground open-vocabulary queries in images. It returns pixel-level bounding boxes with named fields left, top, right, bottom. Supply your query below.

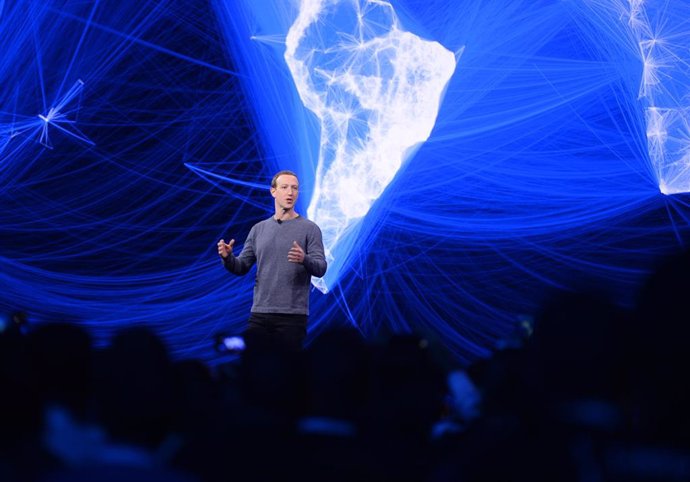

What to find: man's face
left=271, top=174, right=299, bottom=210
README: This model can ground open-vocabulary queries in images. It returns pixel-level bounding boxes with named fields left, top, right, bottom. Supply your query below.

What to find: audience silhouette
left=2, top=250, right=690, bottom=481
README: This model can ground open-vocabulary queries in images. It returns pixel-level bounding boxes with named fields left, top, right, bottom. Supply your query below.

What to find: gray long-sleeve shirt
left=223, top=215, right=327, bottom=315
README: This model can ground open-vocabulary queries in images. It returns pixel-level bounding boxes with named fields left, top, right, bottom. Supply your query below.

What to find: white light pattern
left=622, top=0, right=690, bottom=194
left=0, top=79, right=92, bottom=158
left=38, top=79, right=94, bottom=149
left=285, top=0, right=457, bottom=291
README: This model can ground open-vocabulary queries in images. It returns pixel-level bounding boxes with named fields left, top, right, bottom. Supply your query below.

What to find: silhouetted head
left=94, top=327, right=175, bottom=449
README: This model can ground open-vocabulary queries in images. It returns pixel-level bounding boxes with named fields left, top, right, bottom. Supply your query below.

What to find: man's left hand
left=288, top=241, right=305, bottom=264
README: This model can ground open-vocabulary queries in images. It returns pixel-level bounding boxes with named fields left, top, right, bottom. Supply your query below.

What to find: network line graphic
left=624, top=0, right=690, bottom=194
left=284, top=0, right=458, bottom=292
left=577, top=0, right=690, bottom=194
left=37, top=79, right=93, bottom=149
left=1, top=79, right=90, bottom=160
left=3, top=0, right=690, bottom=364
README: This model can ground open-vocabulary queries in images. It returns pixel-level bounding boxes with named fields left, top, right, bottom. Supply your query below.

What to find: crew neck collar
left=274, top=213, right=300, bottom=223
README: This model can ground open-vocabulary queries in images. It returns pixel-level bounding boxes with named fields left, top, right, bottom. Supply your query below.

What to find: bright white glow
left=622, top=0, right=690, bottom=194
left=38, top=79, right=93, bottom=149
left=638, top=38, right=661, bottom=99
left=1, top=79, right=92, bottom=159
left=285, top=0, right=457, bottom=291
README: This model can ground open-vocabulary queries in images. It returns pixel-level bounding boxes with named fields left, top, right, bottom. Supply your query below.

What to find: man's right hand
left=217, top=239, right=235, bottom=259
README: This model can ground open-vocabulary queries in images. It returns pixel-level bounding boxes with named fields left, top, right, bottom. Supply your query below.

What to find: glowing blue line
left=54, top=0, right=100, bottom=102
left=48, top=120, right=95, bottom=146
left=184, top=163, right=268, bottom=189
left=33, top=24, right=47, bottom=114
left=250, top=34, right=286, bottom=46
left=34, top=79, right=92, bottom=148
left=48, top=7, right=241, bottom=78
left=333, top=285, right=359, bottom=330
left=53, top=79, right=85, bottom=114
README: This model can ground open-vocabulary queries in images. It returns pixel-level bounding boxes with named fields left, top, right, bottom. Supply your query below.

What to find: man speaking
left=217, top=170, right=327, bottom=350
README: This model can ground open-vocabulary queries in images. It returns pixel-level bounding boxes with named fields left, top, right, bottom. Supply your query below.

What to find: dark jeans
left=246, top=312, right=307, bottom=352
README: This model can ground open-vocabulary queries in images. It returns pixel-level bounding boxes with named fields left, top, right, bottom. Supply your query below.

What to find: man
left=217, top=170, right=327, bottom=350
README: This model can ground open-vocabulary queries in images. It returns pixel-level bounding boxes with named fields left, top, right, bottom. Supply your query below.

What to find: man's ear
left=270, top=187, right=276, bottom=198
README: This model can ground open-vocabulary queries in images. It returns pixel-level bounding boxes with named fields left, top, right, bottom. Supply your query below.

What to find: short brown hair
left=271, top=170, right=298, bottom=188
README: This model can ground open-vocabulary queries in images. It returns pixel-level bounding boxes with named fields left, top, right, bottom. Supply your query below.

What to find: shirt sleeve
left=223, top=225, right=257, bottom=275
left=302, top=223, right=327, bottom=278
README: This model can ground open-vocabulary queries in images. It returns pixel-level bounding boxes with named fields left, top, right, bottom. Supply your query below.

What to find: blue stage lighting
left=2, top=0, right=690, bottom=364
